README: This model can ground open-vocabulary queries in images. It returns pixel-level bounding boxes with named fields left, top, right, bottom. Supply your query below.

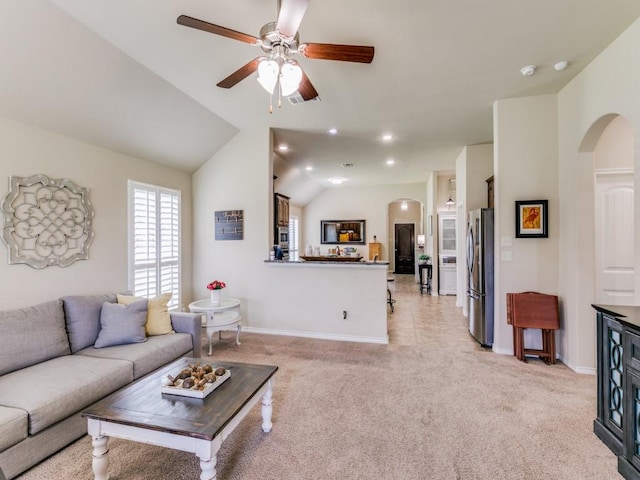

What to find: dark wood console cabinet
left=593, top=304, right=640, bottom=479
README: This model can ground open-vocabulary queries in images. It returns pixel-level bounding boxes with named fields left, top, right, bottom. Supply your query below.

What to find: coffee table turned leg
left=196, top=438, right=221, bottom=480
left=261, top=379, right=274, bottom=433
left=91, top=435, right=109, bottom=480
left=199, top=456, right=217, bottom=480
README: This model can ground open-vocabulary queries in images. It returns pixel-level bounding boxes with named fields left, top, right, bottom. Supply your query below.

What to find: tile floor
left=387, top=273, right=472, bottom=347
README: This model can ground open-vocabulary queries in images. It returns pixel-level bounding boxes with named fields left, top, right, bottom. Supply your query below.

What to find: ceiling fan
left=177, top=0, right=375, bottom=109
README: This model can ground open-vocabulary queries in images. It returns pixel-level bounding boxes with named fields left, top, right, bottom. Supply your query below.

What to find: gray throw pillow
left=62, top=294, right=117, bottom=352
left=0, top=299, right=70, bottom=376
left=94, top=299, right=148, bottom=348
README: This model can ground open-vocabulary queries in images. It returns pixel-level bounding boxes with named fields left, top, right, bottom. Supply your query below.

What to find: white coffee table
left=189, top=298, right=242, bottom=355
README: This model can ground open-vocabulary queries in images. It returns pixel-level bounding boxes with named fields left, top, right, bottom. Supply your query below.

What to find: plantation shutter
left=289, top=215, right=299, bottom=260
left=128, top=181, right=181, bottom=309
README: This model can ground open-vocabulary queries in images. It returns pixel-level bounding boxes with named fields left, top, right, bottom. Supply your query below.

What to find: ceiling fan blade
left=177, top=15, right=259, bottom=45
left=300, top=43, right=375, bottom=63
left=216, top=58, right=262, bottom=89
left=297, top=70, right=319, bottom=101
left=276, top=0, right=309, bottom=38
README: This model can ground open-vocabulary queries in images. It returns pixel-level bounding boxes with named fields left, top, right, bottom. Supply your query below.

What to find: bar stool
left=387, top=272, right=396, bottom=313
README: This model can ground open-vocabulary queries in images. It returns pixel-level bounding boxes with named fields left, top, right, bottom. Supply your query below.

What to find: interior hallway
left=388, top=273, right=477, bottom=349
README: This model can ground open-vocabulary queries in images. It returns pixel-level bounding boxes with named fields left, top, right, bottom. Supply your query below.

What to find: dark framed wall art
left=215, top=210, right=243, bottom=240
left=515, top=200, right=548, bottom=238
left=320, top=220, right=366, bottom=245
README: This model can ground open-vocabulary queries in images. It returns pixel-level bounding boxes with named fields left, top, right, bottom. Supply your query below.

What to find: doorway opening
left=395, top=223, right=415, bottom=274
left=387, top=198, right=424, bottom=278
left=580, top=114, right=635, bottom=306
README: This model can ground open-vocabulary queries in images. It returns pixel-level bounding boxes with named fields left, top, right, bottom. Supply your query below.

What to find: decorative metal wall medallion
left=1, top=175, right=94, bottom=268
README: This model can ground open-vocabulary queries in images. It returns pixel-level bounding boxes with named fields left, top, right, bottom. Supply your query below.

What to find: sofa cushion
left=61, top=294, right=116, bottom=353
left=0, top=356, right=132, bottom=435
left=117, top=293, right=174, bottom=336
left=0, top=300, right=70, bottom=376
left=0, top=406, right=28, bottom=452
left=94, top=300, right=148, bottom=348
left=77, top=333, right=193, bottom=379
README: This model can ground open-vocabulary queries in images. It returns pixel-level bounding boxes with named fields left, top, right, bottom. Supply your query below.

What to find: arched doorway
left=387, top=198, right=424, bottom=277
left=579, top=114, right=635, bottom=305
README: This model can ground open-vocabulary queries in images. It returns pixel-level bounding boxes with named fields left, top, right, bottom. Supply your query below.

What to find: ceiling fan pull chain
left=269, top=92, right=273, bottom=114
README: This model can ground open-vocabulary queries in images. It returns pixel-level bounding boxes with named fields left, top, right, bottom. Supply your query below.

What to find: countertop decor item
left=300, top=255, right=363, bottom=263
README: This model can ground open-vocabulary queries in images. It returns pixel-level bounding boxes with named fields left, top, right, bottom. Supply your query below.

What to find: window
left=289, top=215, right=299, bottom=261
left=128, top=181, right=181, bottom=309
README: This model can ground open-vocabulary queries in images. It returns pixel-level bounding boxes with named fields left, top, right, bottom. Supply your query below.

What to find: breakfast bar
left=260, top=258, right=390, bottom=344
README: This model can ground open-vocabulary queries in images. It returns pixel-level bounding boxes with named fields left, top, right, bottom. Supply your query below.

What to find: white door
left=595, top=172, right=634, bottom=304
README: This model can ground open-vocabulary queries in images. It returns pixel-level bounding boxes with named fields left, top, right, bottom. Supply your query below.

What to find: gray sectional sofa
left=0, top=293, right=202, bottom=479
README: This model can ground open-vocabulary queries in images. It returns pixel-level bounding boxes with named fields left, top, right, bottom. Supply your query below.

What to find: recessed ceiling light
left=278, top=144, right=288, bottom=151
left=327, top=128, right=338, bottom=135
left=328, top=177, right=346, bottom=185
left=386, top=159, right=395, bottom=165
left=305, top=166, right=313, bottom=171
left=381, top=133, right=394, bottom=142
left=554, top=60, right=568, bottom=71
left=520, top=65, right=536, bottom=77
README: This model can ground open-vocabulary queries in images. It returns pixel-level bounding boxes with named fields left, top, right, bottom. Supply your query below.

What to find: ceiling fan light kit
left=177, top=0, right=375, bottom=112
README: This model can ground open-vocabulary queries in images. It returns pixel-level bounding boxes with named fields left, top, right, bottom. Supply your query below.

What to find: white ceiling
left=2, top=1, right=640, bottom=195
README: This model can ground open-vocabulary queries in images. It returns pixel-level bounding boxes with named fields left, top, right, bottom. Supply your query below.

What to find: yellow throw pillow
left=117, top=293, right=174, bottom=336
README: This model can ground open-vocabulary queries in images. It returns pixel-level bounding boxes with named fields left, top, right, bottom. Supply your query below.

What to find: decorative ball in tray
left=160, top=362, right=231, bottom=398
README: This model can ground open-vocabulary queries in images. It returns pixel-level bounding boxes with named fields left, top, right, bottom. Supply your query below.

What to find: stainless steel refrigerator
left=466, top=208, right=494, bottom=346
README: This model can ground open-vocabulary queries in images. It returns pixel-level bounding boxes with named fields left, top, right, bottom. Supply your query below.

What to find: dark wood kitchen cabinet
left=486, top=176, right=494, bottom=208
left=274, top=193, right=289, bottom=227
left=592, top=304, right=640, bottom=479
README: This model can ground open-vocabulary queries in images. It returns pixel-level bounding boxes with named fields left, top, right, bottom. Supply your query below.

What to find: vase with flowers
left=207, top=280, right=226, bottom=306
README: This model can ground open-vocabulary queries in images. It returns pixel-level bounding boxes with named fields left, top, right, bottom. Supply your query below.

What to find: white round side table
left=188, top=297, right=242, bottom=355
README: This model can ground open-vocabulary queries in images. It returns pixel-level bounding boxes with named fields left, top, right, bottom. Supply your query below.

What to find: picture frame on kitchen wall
left=320, top=220, right=366, bottom=244
left=515, top=200, right=548, bottom=238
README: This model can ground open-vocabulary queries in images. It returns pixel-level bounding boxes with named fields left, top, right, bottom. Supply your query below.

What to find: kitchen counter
left=257, top=257, right=389, bottom=344
left=264, top=259, right=389, bottom=266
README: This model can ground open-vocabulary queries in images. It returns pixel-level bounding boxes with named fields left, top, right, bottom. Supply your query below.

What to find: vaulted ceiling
left=2, top=1, right=639, bottom=200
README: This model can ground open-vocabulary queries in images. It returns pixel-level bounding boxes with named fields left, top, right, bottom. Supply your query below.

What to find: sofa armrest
left=170, top=312, right=202, bottom=358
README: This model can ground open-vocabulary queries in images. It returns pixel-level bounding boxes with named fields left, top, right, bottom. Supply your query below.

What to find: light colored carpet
left=15, top=293, right=620, bottom=480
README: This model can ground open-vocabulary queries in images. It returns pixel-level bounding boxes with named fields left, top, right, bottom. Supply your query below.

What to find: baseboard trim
left=563, top=360, right=596, bottom=375
left=242, top=326, right=389, bottom=345
left=492, top=346, right=513, bottom=356
left=493, top=346, right=596, bottom=374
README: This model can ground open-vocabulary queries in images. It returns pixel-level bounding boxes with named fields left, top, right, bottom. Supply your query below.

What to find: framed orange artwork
left=515, top=200, right=548, bottom=238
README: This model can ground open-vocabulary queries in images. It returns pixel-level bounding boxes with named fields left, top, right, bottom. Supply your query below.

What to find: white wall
left=493, top=95, right=559, bottom=357
left=426, top=172, right=437, bottom=293
left=455, top=144, right=494, bottom=309
left=594, top=115, right=634, bottom=171
left=192, top=128, right=388, bottom=342
left=466, top=144, right=494, bottom=211
left=0, top=115, right=193, bottom=309
left=557, top=17, right=640, bottom=372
